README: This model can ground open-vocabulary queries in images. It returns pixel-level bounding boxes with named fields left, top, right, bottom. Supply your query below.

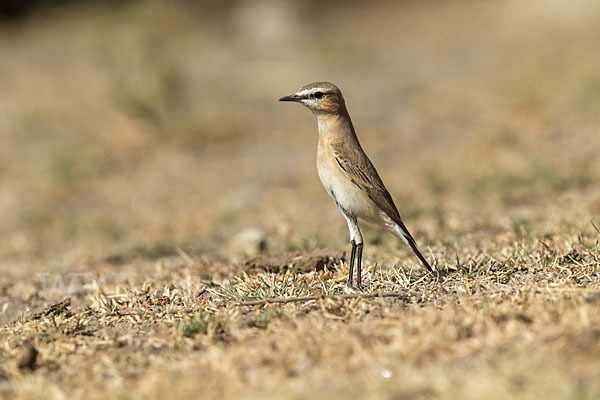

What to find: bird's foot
left=346, top=281, right=369, bottom=292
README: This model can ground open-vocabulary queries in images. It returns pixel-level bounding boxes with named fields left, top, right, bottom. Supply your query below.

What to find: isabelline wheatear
left=280, top=82, right=435, bottom=288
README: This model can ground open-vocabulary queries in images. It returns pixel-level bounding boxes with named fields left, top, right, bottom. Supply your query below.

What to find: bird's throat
left=316, top=111, right=356, bottom=142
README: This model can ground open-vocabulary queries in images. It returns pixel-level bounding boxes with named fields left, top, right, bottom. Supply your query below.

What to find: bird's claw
left=346, top=281, right=369, bottom=292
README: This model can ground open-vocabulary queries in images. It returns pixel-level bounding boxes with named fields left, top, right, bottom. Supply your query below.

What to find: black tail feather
left=396, top=221, right=435, bottom=274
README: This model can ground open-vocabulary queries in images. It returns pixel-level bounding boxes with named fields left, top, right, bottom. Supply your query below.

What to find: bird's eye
left=314, top=92, right=324, bottom=99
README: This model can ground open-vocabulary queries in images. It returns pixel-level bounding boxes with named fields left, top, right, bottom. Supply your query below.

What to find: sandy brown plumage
left=329, top=140, right=433, bottom=273
left=280, top=82, right=434, bottom=287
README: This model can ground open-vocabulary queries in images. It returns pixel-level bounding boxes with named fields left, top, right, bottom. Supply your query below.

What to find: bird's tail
left=394, top=221, right=435, bottom=274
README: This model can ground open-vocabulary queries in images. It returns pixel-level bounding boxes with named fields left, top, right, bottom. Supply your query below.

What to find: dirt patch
left=243, top=249, right=346, bottom=273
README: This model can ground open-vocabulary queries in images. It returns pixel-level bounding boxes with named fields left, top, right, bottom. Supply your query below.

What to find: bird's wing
left=330, top=141, right=402, bottom=224
left=330, top=140, right=435, bottom=273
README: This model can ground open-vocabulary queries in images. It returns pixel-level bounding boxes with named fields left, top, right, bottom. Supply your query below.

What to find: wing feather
left=330, top=141, right=434, bottom=273
left=330, top=141, right=402, bottom=224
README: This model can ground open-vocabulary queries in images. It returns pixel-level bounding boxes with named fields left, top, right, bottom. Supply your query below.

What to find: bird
left=279, top=82, right=435, bottom=288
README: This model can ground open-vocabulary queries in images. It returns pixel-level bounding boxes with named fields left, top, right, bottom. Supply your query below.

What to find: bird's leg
left=356, top=242, right=364, bottom=289
left=347, top=239, right=356, bottom=288
left=339, top=209, right=361, bottom=289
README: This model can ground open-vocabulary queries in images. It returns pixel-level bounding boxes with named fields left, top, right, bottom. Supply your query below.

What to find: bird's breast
left=316, top=137, right=379, bottom=221
left=316, top=136, right=341, bottom=195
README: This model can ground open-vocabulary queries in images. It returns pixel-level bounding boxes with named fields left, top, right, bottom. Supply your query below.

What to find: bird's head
left=279, top=82, right=346, bottom=115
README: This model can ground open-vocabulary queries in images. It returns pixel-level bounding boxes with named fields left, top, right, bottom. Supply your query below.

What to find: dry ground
left=1, top=0, right=600, bottom=399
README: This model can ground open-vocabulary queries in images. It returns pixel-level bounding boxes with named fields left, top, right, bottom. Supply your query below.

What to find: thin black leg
left=347, top=240, right=356, bottom=288
left=356, top=243, right=364, bottom=288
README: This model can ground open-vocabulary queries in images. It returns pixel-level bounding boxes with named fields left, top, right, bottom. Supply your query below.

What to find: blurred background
left=1, top=0, right=599, bottom=272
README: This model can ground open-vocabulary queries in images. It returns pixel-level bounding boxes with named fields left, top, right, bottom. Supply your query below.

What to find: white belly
left=317, top=152, right=381, bottom=223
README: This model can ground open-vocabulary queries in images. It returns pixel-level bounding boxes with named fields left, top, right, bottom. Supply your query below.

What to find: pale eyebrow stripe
left=297, top=88, right=328, bottom=97
left=296, top=88, right=315, bottom=97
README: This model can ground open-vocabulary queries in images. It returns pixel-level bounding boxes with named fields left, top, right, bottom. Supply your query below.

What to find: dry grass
left=1, top=240, right=599, bottom=399
left=1, top=0, right=600, bottom=398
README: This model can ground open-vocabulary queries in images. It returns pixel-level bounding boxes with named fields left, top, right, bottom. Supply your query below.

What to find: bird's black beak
left=279, top=93, right=299, bottom=102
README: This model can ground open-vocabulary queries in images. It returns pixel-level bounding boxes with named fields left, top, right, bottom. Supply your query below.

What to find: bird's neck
left=315, top=108, right=357, bottom=143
